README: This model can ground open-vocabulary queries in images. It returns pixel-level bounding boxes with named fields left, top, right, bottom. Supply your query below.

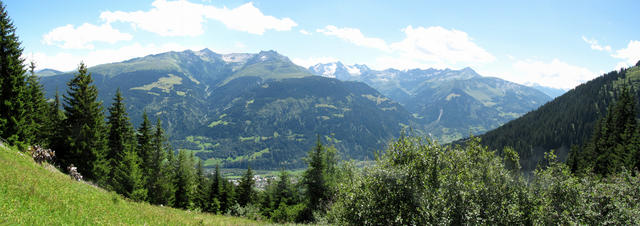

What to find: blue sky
left=4, top=0, right=640, bottom=89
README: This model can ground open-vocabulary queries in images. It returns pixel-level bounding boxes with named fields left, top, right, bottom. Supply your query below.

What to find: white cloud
left=612, top=40, right=640, bottom=69
left=100, top=0, right=296, bottom=36
left=582, top=36, right=612, bottom=52
left=390, top=26, right=495, bottom=66
left=316, top=25, right=493, bottom=70
left=42, top=23, right=132, bottom=49
left=508, top=59, right=596, bottom=89
left=27, top=43, right=202, bottom=71
left=291, top=56, right=339, bottom=68
left=316, top=25, right=389, bottom=51
left=299, top=29, right=311, bottom=35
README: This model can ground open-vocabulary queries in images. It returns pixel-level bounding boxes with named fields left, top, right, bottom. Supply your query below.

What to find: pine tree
left=194, top=160, right=209, bottom=210
left=61, top=62, right=109, bottom=184
left=23, top=61, right=48, bottom=145
left=112, top=148, right=147, bottom=201
left=47, top=89, right=65, bottom=153
left=137, top=112, right=153, bottom=178
left=237, top=166, right=255, bottom=207
left=107, top=89, right=137, bottom=189
left=174, top=149, right=195, bottom=209
left=275, top=169, right=293, bottom=207
left=302, top=136, right=328, bottom=214
left=146, top=119, right=174, bottom=205
left=207, top=164, right=222, bottom=213
left=219, top=178, right=236, bottom=213
left=570, top=86, right=640, bottom=176
left=0, top=2, right=28, bottom=145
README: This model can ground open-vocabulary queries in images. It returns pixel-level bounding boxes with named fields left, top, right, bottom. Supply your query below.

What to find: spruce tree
left=275, top=169, right=293, bottom=207
left=23, top=61, right=48, bottom=145
left=61, top=62, right=109, bottom=184
left=237, top=166, right=255, bottom=207
left=173, top=149, right=195, bottom=209
left=146, top=119, right=174, bottom=205
left=207, top=164, right=222, bottom=213
left=195, top=160, right=209, bottom=210
left=219, top=178, right=236, bottom=213
left=0, top=2, right=28, bottom=145
left=137, top=112, right=153, bottom=178
left=107, top=89, right=137, bottom=189
left=302, top=137, right=328, bottom=215
left=112, top=148, right=147, bottom=201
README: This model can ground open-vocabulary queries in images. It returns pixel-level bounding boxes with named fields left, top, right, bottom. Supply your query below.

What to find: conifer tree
left=137, top=112, right=153, bottom=178
left=195, top=160, right=209, bottom=210
left=107, top=89, right=137, bottom=188
left=23, top=61, right=48, bottom=145
left=219, top=178, right=236, bottom=213
left=174, top=149, right=196, bottom=209
left=112, top=148, right=147, bottom=201
left=0, top=2, right=28, bottom=145
left=207, top=164, right=222, bottom=213
left=146, top=119, right=174, bottom=205
left=47, top=90, right=65, bottom=152
left=61, top=62, right=109, bottom=184
left=302, top=137, right=328, bottom=214
left=237, top=166, right=255, bottom=207
left=275, top=169, right=293, bottom=207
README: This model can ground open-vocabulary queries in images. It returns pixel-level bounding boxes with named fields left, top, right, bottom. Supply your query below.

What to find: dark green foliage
left=206, top=165, right=222, bottom=213
left=145, top=119, right=174, bottom=205
left=219, top=178, right=236, bottom=213
left=60, top=62, right=109, bottom=184
left=112, top=147, right=147, bottom=201
left=299, top=136, right=339, bottom=222
left=236, top=166, right=255, bottom=207
left=23, top=61, right=49, bottom=145
left=137, top=112, right=153, bottom=177
left=173, top=150, right=196, bottom=209
left=568, top=86, right=640, bottom=176
left=46, top=90, right=65, bottom=152
left=194, top=160, right=209, bottom=210
left=479, top=64, right=640, bottom=171
left=329, top=135, right=640, bottom=225
left=107, top=89, right=138, bottom=188
left=0, top=1, right=27, bottom=145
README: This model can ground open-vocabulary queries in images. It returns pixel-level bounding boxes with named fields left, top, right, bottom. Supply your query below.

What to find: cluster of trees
left=568, top=85, right=640, bottom=176
left=479, top=65, right=640, bottom=171
left=325, top=135, right=640, bottom=225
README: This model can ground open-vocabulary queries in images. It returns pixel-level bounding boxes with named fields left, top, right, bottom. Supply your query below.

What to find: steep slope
left=40, top=49, right=416, bottom=169
left=478, top=64, right=640, bottom=171
left=310, top=62, right=551, bottom=142
left=0, top=144, right=256, bottom=225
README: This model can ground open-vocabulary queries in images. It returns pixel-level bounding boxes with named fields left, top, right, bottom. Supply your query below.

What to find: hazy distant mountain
left=530, top=84, right=567, bottom=99
left=36, top=68, right=63, bottom=77
left=40, top=49, right=416, bottom=169
left=310, top=62, right=551, bottom=142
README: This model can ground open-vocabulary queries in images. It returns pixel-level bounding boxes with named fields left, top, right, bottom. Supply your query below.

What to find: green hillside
left=0, top=144, right=258, bottom=225
left=478, top=63, right=640, bottom=171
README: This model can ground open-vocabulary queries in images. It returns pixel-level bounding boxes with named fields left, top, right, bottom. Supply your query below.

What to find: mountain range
left=40, top=49, right=550, bottom=169
left=309, top=62, right=551, bottom=141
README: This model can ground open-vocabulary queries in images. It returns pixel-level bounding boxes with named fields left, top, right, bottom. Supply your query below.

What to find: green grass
left=0, top=144, right=260, bottom=225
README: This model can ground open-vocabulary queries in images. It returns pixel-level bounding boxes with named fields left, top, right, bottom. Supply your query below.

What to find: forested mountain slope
left=479, top=63, right=640, bottom=171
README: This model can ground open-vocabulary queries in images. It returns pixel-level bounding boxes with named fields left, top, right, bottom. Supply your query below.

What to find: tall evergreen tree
left=207, top=164, right=222, bottom=213
left=0, top=2, right=27, bottom=145
left=219, top=178, right=236, bottom=213
left=61, top=62, right=109, bottom=184
left=275, top=169, right=294, bottom=207
left=146, top=119, right=174, bottom=205
left=194, top=160, right=209, bottom=210
left=173, top=149, right=196, bottom=209
left=237, top=166, right=255, bottom=207
left=23, top=61, right=48, bottom=145
left=302, top=137, right=329, bottom=214
left=47, top=89, right=66, bottom=153
left=112, top=148, right=147, bottom=201
left=137, top=112, right=153, bottom=178
left=106, top=89, right=137, bottom=188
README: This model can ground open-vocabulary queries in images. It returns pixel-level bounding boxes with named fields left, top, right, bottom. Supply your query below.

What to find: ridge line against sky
left=5, top=0, right=640, bottom=90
